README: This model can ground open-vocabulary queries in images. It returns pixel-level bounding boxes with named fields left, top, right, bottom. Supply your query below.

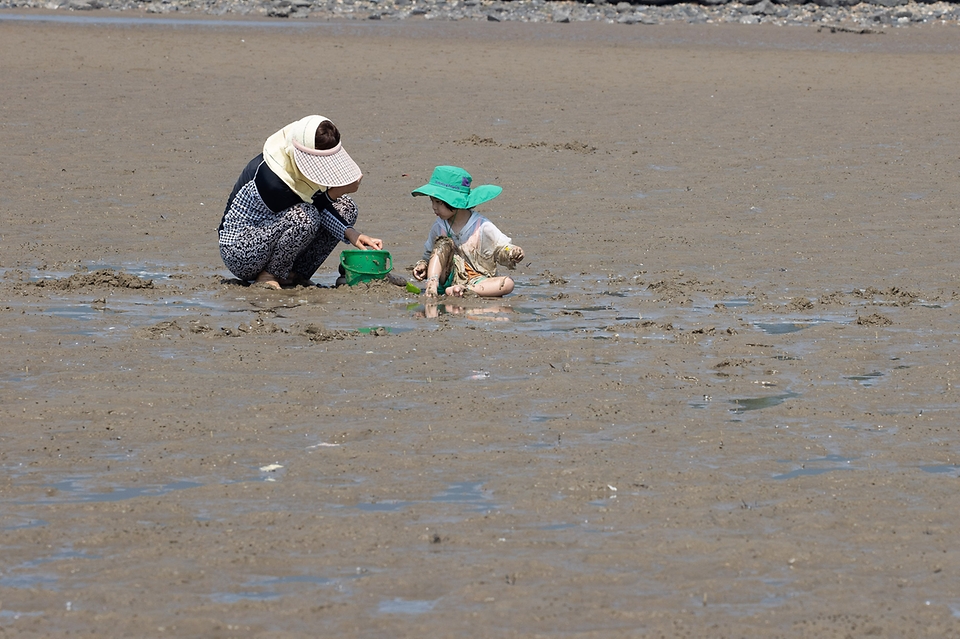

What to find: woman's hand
left=344, top=228, right=382, bottom=250
left=354, top=234, right=382, bottom=250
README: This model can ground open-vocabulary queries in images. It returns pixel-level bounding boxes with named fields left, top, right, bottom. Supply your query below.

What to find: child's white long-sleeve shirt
left=421, top=211, right=516, bottom=277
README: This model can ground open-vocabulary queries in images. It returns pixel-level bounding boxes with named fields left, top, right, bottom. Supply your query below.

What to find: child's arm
left=477, top=218, right=522, bottom=270
left=494, top=244, right=524, bottom=269
left=413, top=223, right=442, bottom=281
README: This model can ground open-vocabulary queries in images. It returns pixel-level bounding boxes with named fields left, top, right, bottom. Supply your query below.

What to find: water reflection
left=414, top=302, right=516, bottom=322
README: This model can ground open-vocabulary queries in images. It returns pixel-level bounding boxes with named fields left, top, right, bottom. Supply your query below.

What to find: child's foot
left=254, top=271, right=282, bottom=290
left=424, top=276, right=440, bottom=298
left=445, top=285, right=466, bottom=297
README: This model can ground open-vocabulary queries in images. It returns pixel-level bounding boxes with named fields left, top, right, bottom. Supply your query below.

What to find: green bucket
left=340, top=250, right=393, bottom=286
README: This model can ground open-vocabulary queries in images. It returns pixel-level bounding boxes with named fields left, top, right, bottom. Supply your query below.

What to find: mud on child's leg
left=425, top=236, right=455, bottom=297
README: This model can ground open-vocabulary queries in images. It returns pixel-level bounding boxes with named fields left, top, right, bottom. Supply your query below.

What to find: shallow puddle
left=1, top=264, right=875, bottom=346
left=773, top=455, right=855, bottom=480
left=26, top=477, right=203, bottom=504
left=845, top=371, right=884, bottom=386
left=755, top=322, right=809, bottom=335
left=208, top=572, right=361, bottom=604
left=920, top=464, right=960, bottom=475
left=209, top=590, right=282, bottom=604
left=0, top=573, right=60, bottom=590
left=0, top=547, right=97, bottom=591
left=355, top=500, right=411, bottom=512
left=0, top=517, right=48, bottom=531
left=23, top=291, right=231, bottom=338
left=772, top=466, right=851, bottom=480
left=430, top=481, right=494, bottom=511
left=378, top=598, right=439, bottom=615
left=355, top=481, right=496, bottom=514
left=729, top=392, right=799, bottom=413
left=0, top=610, right=44, bottom=620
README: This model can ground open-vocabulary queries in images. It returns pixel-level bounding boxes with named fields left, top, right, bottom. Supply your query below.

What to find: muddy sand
left=2, top=14, right=960, bottom=637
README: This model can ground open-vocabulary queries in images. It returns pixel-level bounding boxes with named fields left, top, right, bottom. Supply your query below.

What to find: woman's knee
left=285, top=204, right=324, bottom=235
left=221, top=246, right=263, bottom=281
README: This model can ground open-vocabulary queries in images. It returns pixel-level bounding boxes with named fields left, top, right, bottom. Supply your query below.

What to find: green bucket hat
left=411, top=166, right=502, bottom=210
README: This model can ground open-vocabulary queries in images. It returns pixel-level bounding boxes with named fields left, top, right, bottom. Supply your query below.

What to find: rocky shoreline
left=3, top=0, right=959, bottom=27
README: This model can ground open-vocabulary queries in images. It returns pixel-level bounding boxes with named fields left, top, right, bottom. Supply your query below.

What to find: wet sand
left=2, top=14, right=960, bottom=637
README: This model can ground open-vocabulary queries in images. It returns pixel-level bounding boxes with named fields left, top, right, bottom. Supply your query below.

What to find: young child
left=411, top=166, right=524, bottom=298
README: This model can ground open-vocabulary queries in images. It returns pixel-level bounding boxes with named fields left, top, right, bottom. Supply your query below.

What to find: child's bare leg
left=424, top=237, right=454, bottom=297
left=425, top=276, right=440, bottom=297
left=466, top=276, right=514, bottom=297
left=424, top=251, right=444, bottom=297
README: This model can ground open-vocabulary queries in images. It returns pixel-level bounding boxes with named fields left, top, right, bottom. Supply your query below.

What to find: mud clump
left=226, top=318, right=285, bottom=336
left=852, top=286, right=917, bottom=306
left=787, top=297, right=814, bottom=311
left=138, top=316, right=284, bottom=339
left=552, top=141, right=596, bottom=154
left=856, top=313, right=893, bottom=327
left=541, top=271, right=568, bottom=286
left=349, top=278, right=396, bottom=291
left=647, top=280, right=689, bottom=302
left=455, top=136, right=596, bottom=154
left=300, top=324, right=357, bottom=342
left=818, top=291, right=846, bottom=306
left=456, top=134, right=499, bottom=147
left=32, top=269, right=154, bottom=290
left=138, top=320, right=183, bottom=339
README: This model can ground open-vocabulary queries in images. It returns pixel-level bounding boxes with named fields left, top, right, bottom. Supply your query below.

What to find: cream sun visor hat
left=292, top=135, right=362, bottom=188
left=263, top=115, right=363, bottom=201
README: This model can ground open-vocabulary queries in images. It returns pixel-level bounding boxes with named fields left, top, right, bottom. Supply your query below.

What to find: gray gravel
left=3, top=0, right=959, bottom=27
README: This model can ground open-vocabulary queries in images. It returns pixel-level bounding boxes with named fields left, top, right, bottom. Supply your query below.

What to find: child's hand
left=412, top=260, right=428, bottom=281
left=509, top=246, right=524, bottom=264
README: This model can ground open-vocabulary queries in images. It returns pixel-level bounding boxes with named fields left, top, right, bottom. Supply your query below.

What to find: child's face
left=430, top=197, right=457, bottom=220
